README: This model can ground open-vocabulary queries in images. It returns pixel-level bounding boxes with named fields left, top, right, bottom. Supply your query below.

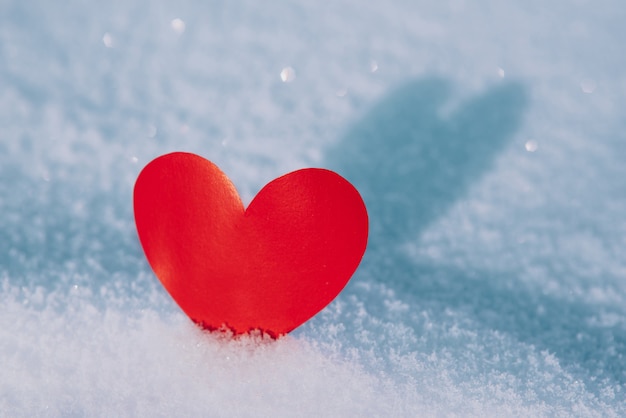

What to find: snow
left=1, top=0, right=625, bottom=416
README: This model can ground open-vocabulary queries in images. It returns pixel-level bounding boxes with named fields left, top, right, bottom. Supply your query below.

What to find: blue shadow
left=324, top=77, right=625, bottom=388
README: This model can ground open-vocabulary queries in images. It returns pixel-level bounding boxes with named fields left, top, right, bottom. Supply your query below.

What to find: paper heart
left=134, top=152, right=368, bottom=337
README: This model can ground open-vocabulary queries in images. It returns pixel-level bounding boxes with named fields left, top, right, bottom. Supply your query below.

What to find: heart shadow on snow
left=323, top=77, right=625, bottom=387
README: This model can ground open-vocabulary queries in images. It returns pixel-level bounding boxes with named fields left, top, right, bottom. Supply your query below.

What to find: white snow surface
left=1, top=0, right=625, bottom=416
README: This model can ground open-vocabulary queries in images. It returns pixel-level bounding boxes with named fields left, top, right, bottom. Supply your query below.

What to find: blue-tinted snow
left=1, top=0, right=625, bottom=416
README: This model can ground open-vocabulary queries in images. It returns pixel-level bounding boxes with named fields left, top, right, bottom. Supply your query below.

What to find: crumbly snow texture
left=1, top=0, right=625, bottom=416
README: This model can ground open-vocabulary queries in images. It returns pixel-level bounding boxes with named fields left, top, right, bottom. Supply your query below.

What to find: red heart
left=133, top=152, right=368, bottom=337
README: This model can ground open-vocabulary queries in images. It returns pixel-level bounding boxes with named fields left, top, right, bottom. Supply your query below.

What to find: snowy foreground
left=1, top=0, right=625, bottom=416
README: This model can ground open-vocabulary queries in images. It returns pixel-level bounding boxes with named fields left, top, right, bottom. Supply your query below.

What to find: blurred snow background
left=1, top=0, right=625, bottom=416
